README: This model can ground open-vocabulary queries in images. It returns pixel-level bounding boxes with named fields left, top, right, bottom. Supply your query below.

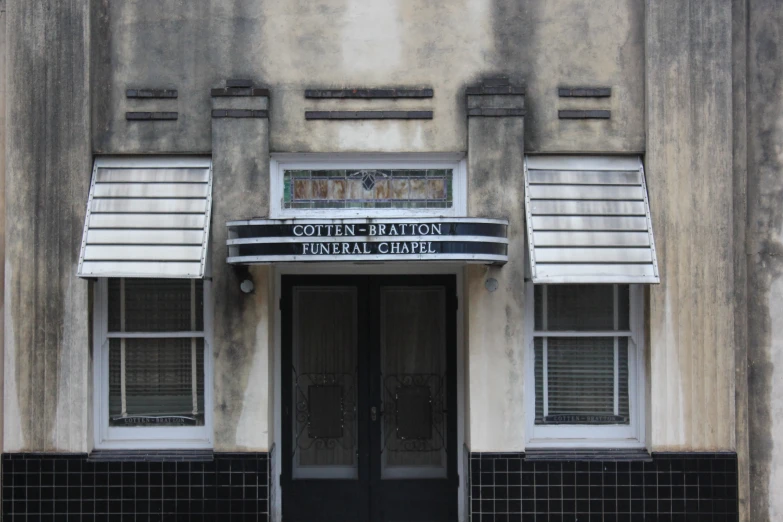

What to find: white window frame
left=524, top=282, right=646, bottom=449
left=269, top=153, right=467, bottom=218
left=92, top=276, right=214, bottom=450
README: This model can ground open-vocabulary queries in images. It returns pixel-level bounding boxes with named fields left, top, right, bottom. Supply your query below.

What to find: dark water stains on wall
left=747, top=2, right=783, bottom=519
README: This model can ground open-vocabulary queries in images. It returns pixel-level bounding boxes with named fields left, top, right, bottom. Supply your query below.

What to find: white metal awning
left=77, top=157, right=213, bottom=279
left=524, top=155, right=659, bottom=284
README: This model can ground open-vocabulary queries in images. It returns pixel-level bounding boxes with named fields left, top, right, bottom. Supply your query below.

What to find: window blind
left=534, top=284, right=631, bottom=426
left=107, top=278, right=205, bottom=427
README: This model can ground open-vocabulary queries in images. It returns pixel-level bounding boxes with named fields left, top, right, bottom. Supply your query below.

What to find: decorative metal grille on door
left=380, top=287, right=448, bottom=479
left=291, top=287, right=359, bottom=479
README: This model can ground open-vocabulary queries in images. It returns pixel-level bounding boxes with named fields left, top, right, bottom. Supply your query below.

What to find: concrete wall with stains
left=3, top=0, right=93, bottom=453
left=92, top=0, right=644, bottom=155
left=0, top=0, right=7, bottom=454
left=747, top=0, right=783, bottom=520
left=2, top=0, right=756, bottom=497
left=75, top=0, right=645, bottom=454
left=645, top=0, right=738, bottom=452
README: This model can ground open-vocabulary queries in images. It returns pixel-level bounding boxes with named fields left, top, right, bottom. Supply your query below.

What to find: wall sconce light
left=233, top=265, right=255, bottom=294
left=485, top=278, right=498, bottom=292
left=240, top=279, right=255, bottom=294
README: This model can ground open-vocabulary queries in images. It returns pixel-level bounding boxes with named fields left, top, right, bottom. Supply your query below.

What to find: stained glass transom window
left=282, top=169, right=454, bottom=210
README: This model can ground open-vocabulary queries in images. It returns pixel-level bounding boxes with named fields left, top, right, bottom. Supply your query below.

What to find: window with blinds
left=533, top=284, right=632, bottom=426
left=106, top=279, right=205, bottom=427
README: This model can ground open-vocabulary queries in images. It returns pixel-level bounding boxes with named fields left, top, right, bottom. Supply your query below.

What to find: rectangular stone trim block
left=125, top=111, right=178, bottom=121
left=304, top=88, right=434, bottom=99
left=465, top=77, right=525, bottom=96
left=469, top=452, right=738, bottom=520
left=558, top=109, right=611, bottom=119
left=305, top=110, right=433, bottom=120
left=125, top=88, right=178, bottom=99
left=2, top=452, right=271, bottom=518
left=211, top=87, right=270, bottom=97
left=558, top=87, right=612, bottom=97
left=211, top=109, right=269, bottom=119
left=467, top=107, right=526, bottom=117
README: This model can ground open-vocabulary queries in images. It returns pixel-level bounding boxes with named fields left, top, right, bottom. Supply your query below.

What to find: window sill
left=88, top=449, right=214, bottom=462
left=524, top=448, right=652, bottom=462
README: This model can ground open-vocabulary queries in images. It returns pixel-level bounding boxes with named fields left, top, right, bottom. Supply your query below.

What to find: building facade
left=0, top=0, right=781, bottom=521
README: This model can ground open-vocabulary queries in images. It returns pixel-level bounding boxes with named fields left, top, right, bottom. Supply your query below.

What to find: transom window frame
left=92, top=275, right=214, bottom=450
left=524, top=282, right=646, bottom=449
left=269, top=153, right=467, bottom=218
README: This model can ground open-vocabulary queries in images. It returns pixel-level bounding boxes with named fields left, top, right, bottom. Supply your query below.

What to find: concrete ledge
left=126, top=88, right=177, bottom=99
left=125, top=111, right=178, bottom=121
left=305, top=88, right=434, bottom=99
left=211, top=87, right=270, bottom=97
left=558, top=109, right=611, bottom=119
left=467, top=107, right=526, bottom=117
left=558, top=87, right=612, bottom=97
left=211, top=109, right=269, bottom=119
left=305, top=110, right=433, bottom=120
left=88, top=450, right=214, bottom=462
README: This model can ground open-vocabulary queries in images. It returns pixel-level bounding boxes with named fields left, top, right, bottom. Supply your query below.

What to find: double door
left=281, top=275, right=458, bottom=522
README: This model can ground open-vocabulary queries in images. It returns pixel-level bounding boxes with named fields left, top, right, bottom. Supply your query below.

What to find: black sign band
left=226, top=218, right=508, bottom=265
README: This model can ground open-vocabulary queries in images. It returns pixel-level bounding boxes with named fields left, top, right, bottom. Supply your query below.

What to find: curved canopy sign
left=226, top=218, right=508, bottom=265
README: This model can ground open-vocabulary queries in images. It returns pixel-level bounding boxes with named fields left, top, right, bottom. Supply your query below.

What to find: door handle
left=371, top=406, right=377, bottom=422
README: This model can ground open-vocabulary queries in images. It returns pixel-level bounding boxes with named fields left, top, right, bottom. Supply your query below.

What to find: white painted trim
left=94, top=156, right=212, bottom=168
left=523, top=282, right=647, bottom=449
left=228, top=235, right=508, bottom=245
left=271, top=263, right=466, bottom=522
left=92, top=265, right=214, bottom=450
left=524, top=155, right=641, bottom=171
left=229, top=254, right=508, bottom=264
left=268, top=154, right=467, bottom=219
left=229, top=217, right=506, bottom=226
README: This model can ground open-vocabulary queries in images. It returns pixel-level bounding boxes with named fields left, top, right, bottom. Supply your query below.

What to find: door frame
left=272, top=264, right=466, bottom=522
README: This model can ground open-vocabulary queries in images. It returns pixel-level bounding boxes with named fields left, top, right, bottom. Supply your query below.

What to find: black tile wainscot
left=2, top=452, right=270, bottom=521
left=469, top=452, right=738, bottom=522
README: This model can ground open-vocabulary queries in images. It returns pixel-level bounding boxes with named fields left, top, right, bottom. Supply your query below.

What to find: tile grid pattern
left=2, top=452, right=269, bottom=521
left=470, top=452, right=738, bottom=522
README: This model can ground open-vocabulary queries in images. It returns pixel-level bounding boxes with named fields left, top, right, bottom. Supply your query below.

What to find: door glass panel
left=380, top=287, right=447, bottom=479
left=292, top=287, right=358, bottom=479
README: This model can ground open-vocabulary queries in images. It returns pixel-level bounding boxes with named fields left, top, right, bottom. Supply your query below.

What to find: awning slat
left=533, top=231, right=651, bottom=247
left=96, top=168, right=211, bottom=183
left=78, top=159, right=212, bottom=279
left=91, top=198, right=209, bottom=214
left=79, top=261, right=204, bottom=278
left=531, top=216, right=649, bottom=231
left=528, top=185, right=645, bottom=201
left=83, top=245, right=204, bottom=262
left=530, top=200, right=647, bottom=216
left=86, top=229, right=206, bottom=245
left=88, top=214, right=207, bottom=229
left=93, top=183, right=209, bottom=199
left=528, top=170, right=642, bottom=185
left=534, top=248, right=653, bottom=264
left=525, top=156, right=659, bottom=284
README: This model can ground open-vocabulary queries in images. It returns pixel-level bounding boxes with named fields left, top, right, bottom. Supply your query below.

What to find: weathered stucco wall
left=465, top=88, right=526, bottom=451
left=3, top=0, right=92, bottom=452
left=210, top=94, right=272, bottom=451
left=81, top=0, right=647, bottom=453
left=747, top=0, right=783, bottom=520
left=0, top=0, right=7, bottom=454
left=645, top=1, right=737, bottom=451
left=93, top=0, right=644, bottom=155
